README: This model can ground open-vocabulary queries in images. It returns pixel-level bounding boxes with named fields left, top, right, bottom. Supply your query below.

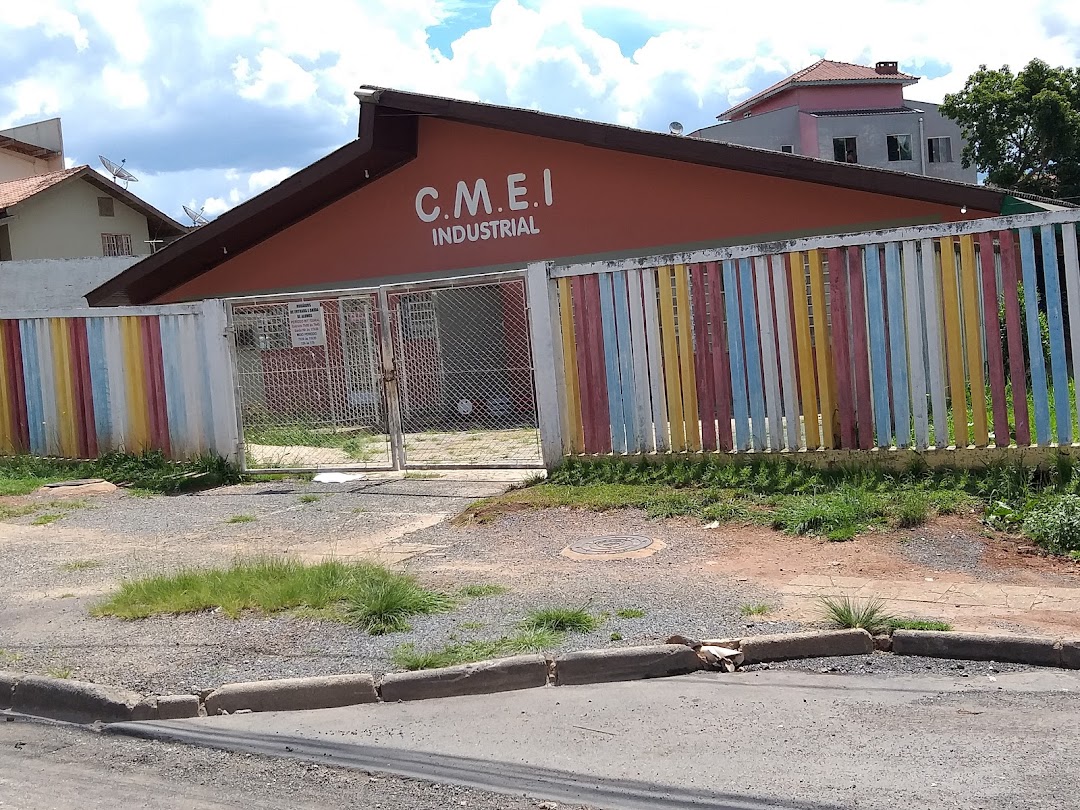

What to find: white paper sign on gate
left=288, top=301, right=326, bottom=347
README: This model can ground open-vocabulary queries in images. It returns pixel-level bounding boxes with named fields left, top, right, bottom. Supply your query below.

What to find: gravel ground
left=745, top=652, right=1036, bottom=677
left=1, top=716, right=593, bottom=810
left=3, top=477, right=1073, bottom=697
left=0, top=479, right=799, bottom=694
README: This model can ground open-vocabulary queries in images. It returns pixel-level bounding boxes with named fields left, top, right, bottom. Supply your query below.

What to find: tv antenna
left=182, top=204, right=210, bottom=227
left=99, top=155, right=138, bottom=189
left=668, top=121, right=684, bottom=136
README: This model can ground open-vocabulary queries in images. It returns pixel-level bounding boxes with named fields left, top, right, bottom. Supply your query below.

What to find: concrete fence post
left=525, top=261, right=565, bottom=468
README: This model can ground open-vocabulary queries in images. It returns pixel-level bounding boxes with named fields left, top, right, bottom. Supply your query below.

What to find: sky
left=2, top=0, right=1079, bottom=225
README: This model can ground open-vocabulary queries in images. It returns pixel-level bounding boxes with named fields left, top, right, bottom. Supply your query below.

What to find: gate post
left=200, top=298, right=241, bottom=464
left=376, top=287, right=406, bottom=470
left=525, top=261, right=565, bottom=468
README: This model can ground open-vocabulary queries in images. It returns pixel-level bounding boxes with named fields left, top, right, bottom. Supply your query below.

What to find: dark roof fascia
left=370, top=88, right=1004, bottom=212
left=0, top=135, right=60, bottom=159
left=86, top=105, right=419, bottom=306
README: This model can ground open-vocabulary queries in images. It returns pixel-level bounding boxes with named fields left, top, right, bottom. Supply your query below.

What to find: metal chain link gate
left=227, top=273, right=542, bottom=472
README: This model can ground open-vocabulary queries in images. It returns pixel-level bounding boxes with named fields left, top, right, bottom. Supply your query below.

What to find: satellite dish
left=669, top=121, right=684, bottom=136
left=99, top=155, right=138, bottom=189
left=182, top=204, right=210, bottom=227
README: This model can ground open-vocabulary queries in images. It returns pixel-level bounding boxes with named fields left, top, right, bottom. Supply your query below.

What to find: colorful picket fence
left=0, top=302, right=237, bottom=460
left=541, top=210, right=1080, bottom=457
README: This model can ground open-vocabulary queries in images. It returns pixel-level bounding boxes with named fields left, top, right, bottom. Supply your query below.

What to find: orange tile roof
left=721, top=59, right=919, bottom=119
left=0, top=166, right=83, bottom=209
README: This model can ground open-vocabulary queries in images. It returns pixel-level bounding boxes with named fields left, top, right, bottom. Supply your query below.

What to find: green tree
left=941, top=59, right=1080, bottom=201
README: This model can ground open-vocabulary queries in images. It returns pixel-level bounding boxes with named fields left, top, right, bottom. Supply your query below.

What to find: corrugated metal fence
left=526, top=210, right=1080, bottom=463
left=0, top=301, right=237, bottom=460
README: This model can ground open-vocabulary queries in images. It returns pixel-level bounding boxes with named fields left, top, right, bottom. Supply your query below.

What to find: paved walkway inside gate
left=246, top=426, right=541, bottom=469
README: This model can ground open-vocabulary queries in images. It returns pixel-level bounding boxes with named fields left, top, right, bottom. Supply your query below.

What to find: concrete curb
left=205, top=674, right=378, bottom=715
left=6, top=629, right=1080, bottom=725
left=891, top=630, right=1071, bottom=667
left=741, top=629, right=874, bottom=664
left=10, top=674, right=157, bottom=723
left=554, top=644, right=703, bottom=686
left=380, top=655, right=548, bottom=702
left=0, top=671, right=19, bottom=710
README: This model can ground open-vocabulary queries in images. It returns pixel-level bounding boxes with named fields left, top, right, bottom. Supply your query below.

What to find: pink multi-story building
left=692, top=59, right=977, bottom=184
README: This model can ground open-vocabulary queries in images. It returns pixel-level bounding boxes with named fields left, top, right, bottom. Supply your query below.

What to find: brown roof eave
left=87, top=105, right=419, bottom=306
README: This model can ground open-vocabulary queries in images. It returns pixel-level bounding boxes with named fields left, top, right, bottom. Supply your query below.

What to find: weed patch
left=94, top=558, right=454, bottom=635
left=772, top=486, right=885, bottom=539
left=46, top=665, right=73, bottom=679
left=31, top=513, right=65, bottom=526
left=521, top=607, right=600, bottom=634
left=887, top=618, right=953, bottom=632
left=299, top=494, right=320, bottom=504
left=459, top=584, right=510, bottom=598
left=615, top=608, right=646, bottom=619
left=818, top=595, right=895, bottom=635
left=0, top=451, right=241, bottom=495
left=345, top=576, right=455, bottom=635
left=0, top=504, right=36, bottom=520
left=226, top=514, right=256, bottom=524
left=610, top=631, right=623, bottom=641
left=1023, top=494, right=1080, bottom=554
left=392, top=628, right=562, bottom=671
left=739, top=603, right=770, bottom=617
left=59, top=559, right=102, bottom=572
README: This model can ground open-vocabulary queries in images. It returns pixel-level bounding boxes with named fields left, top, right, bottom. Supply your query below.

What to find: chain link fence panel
left=389, top=278, right=541, bottom=466
left=230, top=294, right=392, bottom=471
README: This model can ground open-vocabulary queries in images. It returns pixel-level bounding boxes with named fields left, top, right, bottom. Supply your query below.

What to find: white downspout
left=918, top=117, right=928, bottom=175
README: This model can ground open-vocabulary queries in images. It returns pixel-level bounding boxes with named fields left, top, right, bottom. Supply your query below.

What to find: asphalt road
left=0, top=714, right=575, bottom=810
left=6, top=668, right=1080, bottom=809
left=99, top=668, right=1080, bottom=810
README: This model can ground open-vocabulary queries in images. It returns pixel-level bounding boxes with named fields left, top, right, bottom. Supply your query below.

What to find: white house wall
left=6, top=176, right=153, bottom=260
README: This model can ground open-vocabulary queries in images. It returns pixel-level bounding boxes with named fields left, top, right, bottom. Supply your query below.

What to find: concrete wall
left=812, top=110, right=976, bottom=183
left=0, top=150, right=61, bottom=183
left=6, top=177, right=152, bottom=260
left=692, top=106, right=800, bottom=152
left=0, top=256, right=139, bottom=313
left=0, top=119, right=65, bottom=182
left=909, top=100, right=977, bottom=184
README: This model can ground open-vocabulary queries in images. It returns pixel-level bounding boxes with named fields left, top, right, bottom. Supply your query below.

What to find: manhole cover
left=568, top=535, right=653, bottom=555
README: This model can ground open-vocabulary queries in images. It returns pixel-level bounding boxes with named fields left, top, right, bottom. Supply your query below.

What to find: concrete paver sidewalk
left=781, top=574, right=1080, bottom=633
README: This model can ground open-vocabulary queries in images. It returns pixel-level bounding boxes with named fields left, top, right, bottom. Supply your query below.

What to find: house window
left=781, top=144, right=795, bottom=154
left=101, top=233, right=133, bottom=256
left=833, top=137, right=858, bottom=163
left=928, top=136, right=953, bottom=163
left=887, top=134, right=913, bottom=161
left=401, top=295, right=438, bottom=341
left=97, top=197, right=115, bottom=217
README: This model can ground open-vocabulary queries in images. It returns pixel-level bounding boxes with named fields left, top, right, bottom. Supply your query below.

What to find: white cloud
left=248, top=167, right=295, bottom=193
left=234, top=48, right=318, bottom=106
left=3, top=0, right=1079, bottom=218
left=0, top=2, right=88, bottom=49
left=101, top=65, right=149, bottom=108
left=1, top=77, right=65, bottom=126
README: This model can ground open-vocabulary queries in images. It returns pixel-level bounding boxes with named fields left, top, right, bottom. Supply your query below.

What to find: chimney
left=875, top=61, right=899, bottom=75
